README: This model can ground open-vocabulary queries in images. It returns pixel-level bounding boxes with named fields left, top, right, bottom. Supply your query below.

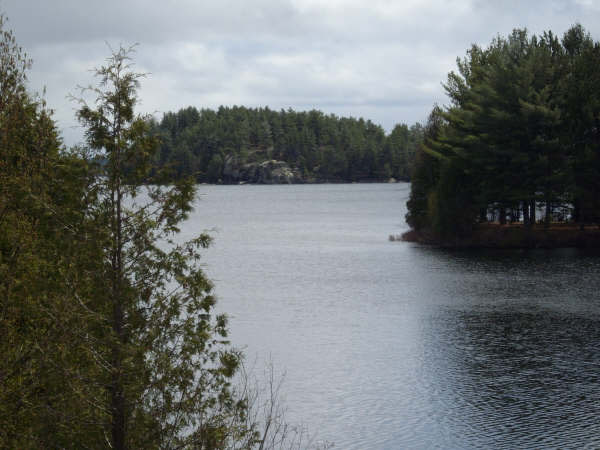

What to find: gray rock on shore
left=223, top=156, right=302, bottom=184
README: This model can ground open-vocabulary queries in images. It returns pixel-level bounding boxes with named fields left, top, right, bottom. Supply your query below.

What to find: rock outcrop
left=223, top=156, right=302, bottom=184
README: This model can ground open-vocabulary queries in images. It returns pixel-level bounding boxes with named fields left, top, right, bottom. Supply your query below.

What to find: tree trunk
left=111, top=359, right=126, bottom=450
left=574, top=198, right=585, bottom=230
left=523, top=200, right=530, bottom=227
left=499, top=207, right=506, bottom=225
left=545, top=198, right=552, bottom=228
left=479, top=208, right=487, bottom=223
left=111, top=131, right=126, bottom=450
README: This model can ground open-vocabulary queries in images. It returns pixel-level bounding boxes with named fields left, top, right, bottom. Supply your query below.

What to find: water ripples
left=417, top=310, right=600, bottom=449
left=188, top=184, right=600, bottom=449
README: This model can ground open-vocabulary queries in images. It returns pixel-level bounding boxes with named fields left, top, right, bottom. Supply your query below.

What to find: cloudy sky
left=2, top=0, right=600, bottom=146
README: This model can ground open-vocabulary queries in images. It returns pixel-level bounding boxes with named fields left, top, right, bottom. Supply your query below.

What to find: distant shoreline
left=401, top=223, right=600, bottom=249
left=199, top=178, right=404, bottom=185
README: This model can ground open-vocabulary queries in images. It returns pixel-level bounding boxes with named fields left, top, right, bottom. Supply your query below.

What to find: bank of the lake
left=402, top=223, right=600, bottom=249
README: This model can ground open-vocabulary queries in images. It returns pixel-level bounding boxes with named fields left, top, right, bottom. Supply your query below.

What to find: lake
left=182, top=183, right=600, bottom=449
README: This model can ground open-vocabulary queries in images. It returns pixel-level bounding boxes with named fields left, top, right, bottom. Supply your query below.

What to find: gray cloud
left=1, top=0, right=599, bottom=146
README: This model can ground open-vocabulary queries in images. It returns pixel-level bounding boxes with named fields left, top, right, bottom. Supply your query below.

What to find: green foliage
left=0, top=15, right=109, bottom=447
left=207, top=152, right=224, bottom=182
left=149, top=106, right=422, bottom=183
left=405, top=107, right=444, bottom=231
left=406, top=25, right=600, bottom=238
left=1, top=16, right=325, bottom=448
left=72, top=46, right=255, bottom=449
left=0, top=18, right=259, bottom=444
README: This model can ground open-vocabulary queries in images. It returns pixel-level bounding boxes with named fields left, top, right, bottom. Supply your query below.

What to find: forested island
left=404, top=25, right=600, bottom=248
left=148, top=106, right=423, bottom=183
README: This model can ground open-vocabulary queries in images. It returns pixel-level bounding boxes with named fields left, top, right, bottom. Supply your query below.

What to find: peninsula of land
left=403, top=26, right=600, bottom=249
left=402, top=224, right=600, bottom=249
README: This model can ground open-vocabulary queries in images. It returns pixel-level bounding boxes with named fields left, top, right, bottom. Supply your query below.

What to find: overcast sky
left=2, top=0, right=599, bottom=146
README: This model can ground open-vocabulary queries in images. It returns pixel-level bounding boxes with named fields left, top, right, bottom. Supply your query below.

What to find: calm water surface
left=182, top=183, right=600, bottom=449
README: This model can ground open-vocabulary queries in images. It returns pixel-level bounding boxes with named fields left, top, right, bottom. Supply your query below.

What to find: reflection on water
left=436, top=310, right=600, bottom=448
left=415, top=249, right=600, bottom=449
left=183, top=183, right=600, bottom=449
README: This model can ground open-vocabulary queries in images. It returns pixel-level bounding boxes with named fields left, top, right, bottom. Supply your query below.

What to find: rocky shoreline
left=220, top=155, right=400, bottom=184
left=222, top=157, right=302, bottom=184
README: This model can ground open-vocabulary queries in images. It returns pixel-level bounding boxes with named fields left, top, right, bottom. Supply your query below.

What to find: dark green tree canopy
left=149, top=105, right=423, bottom=183
left=406, top=25, right=600, bottom=238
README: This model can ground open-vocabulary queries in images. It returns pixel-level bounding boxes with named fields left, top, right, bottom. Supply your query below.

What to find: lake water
left=183, top=183, right=600, bottom=449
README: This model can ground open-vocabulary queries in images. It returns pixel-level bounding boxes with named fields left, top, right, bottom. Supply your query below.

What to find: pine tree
left=406, top=25, right=600, bottom=239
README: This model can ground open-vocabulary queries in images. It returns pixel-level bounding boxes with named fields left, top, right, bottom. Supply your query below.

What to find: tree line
left=0, top=18, right=324, bottom=449
left=407, top=25, right=600, bottom=238
left=149, top=105, right=424, bottom=182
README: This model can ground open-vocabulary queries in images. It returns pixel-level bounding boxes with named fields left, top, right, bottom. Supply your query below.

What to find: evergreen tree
left=74, top=46, right=253, bottom=449
left=150, top=105, right=420, bottom=183
left=405, top=106, right=446, bottom=232
left=406, top=25, right=600, bottom=239
left=560, top=25, right=600, bottom=226
left=0, top=16, right=107, bottom=446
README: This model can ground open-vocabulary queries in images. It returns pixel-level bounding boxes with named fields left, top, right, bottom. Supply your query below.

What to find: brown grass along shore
left=401, top=223, right=600, bottom=249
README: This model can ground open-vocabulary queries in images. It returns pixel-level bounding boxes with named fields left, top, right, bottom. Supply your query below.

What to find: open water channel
left=181, top=183, right=600, bottom=449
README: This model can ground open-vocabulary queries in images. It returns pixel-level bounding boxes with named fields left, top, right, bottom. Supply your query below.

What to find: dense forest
left=406, top=25, right=600, bottom=243
left=149, top=106, right=423, bottom=183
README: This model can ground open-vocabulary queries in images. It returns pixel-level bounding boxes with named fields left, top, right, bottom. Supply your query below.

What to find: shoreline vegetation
left=148, top=105, right=423, bottom=184
left=403, top=25, right=600, bottom=250
left=199, top=177, right=401, bottom=185
left=400, top=223, right=600, bottom=249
